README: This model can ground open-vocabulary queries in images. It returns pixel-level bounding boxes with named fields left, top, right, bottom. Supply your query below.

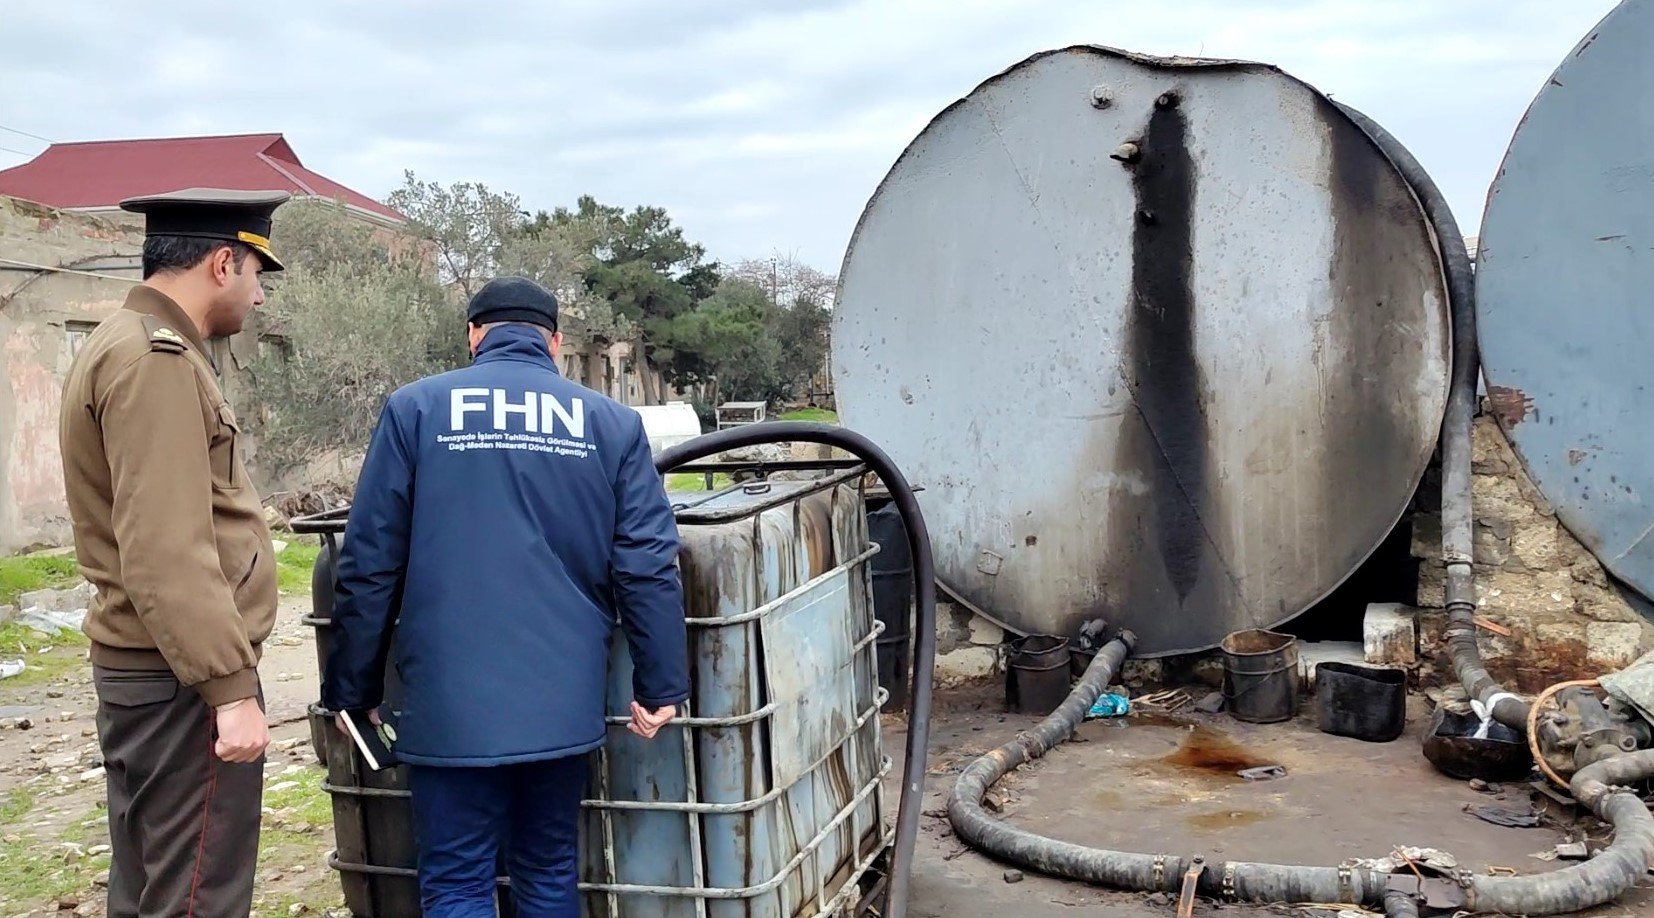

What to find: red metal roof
left=0, top=133, right=403, bottom=222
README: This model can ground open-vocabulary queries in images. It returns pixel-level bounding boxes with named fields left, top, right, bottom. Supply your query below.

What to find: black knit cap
left=466, top=276, right=559, bottom=332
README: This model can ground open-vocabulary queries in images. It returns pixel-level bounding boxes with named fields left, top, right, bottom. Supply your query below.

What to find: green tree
left=650, top=271, right=832, bottom=408
left=534, top=196, right=721, bottom=402
left=386, top=171, right=525, bottom=298
left=246, top=199, right=461, bottom=473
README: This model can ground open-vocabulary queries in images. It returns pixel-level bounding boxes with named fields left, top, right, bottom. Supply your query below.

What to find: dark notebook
left=339, top=709, right=398, bottom=771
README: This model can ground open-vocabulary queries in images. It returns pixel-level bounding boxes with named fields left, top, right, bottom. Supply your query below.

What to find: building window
left=66, top=321, right=99, bottom=358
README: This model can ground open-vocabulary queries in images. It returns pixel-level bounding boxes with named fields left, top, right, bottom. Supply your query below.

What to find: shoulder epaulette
left=140, top=315, right=188, bottom=354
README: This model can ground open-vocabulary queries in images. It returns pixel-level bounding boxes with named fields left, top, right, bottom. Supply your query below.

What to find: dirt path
left=0, top=593, right=340, bottom=917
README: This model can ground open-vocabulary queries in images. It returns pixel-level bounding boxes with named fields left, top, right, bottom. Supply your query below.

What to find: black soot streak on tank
left=1321, top=101, right=1427, bottom=577
left=1124, top=93, right=1208, bottom=606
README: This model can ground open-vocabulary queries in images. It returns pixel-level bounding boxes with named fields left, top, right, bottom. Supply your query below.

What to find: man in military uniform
left=58, top=188, right=290, bottom=917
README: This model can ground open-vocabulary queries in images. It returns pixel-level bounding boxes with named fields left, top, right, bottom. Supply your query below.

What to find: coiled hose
left=654, top=421, right=936, bottom=918
left=946, top=104, right=1654, bottom=915
left=947, top=634, right=1654, bottom=913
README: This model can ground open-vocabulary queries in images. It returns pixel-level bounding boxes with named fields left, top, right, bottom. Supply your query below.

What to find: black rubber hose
left=654, top=421, right=936, bottom=918
left=948, top=635, right=1171, bottom=890
left=1334, top=102, right=1529, bottom=731
left=1466, top=749, right=1654, bottom=914
left=949, top=634, right=1390, bottom=904
left=1332, top=107, right=1654, bottom=912
left=948, top=637, right=1654, bottom=914
left=1384, top=891, right=1420, bottom=918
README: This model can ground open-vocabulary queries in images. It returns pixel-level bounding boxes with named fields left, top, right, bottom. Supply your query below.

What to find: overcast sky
left=0, top=1, right=1623, bottom=271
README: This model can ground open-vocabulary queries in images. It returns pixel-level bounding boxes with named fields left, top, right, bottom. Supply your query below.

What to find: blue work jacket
left=323, top=324, right=690, bottom=765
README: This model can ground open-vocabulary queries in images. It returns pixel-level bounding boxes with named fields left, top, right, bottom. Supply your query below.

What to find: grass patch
left=0, top=796, right=111, bottom=913
left=254, top=771, right=342, bottom=915
left=779, top=407, right=838, bottom=424
left=276, top=540, right=322, bottom=596
left=0, top=787, right=34, bottom=825
left=264, top=773, right=333, bottom=830
left=255, top=887, right=346, bottom=918
left=0, top=554, right=81, bottom=607
left=0, top=622, right=88, bottom=688
left=667, top=472, right=735, bottom=493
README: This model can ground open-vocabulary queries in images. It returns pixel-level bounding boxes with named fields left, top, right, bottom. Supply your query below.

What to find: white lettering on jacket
left=450, top=388, right=586, bottom=439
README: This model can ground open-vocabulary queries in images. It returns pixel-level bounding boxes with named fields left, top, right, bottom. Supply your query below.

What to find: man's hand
left=333, top=708, right=382, bottom=736
left=214, top=698, right=269, bottom=763
left=628, top=702, right=677, bottom=739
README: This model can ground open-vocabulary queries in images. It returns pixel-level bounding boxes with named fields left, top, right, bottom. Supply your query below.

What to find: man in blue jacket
left=323, top=276, right=689, bottom=917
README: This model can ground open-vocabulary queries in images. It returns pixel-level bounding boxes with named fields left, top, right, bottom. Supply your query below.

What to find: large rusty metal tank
left=1475, top=0, right=1654, bottom=602
left=832, top=46, right=1451, bottom=655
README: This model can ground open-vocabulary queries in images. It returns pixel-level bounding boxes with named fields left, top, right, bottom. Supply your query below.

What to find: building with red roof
left=0, top=132, right=403, bottom=225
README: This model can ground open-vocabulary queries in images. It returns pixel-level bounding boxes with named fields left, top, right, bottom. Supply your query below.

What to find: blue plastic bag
left=1086, top=693, right=1130, bottom=719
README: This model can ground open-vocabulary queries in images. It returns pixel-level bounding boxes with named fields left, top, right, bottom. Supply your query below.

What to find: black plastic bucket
left=1315, top=662, right=1406, bottom=742
left=1220, top=629, right=1299, bottom=724
left=1007, top=635, right=1072, bottom=716
left=1422, top=706, right=1534, bottom=782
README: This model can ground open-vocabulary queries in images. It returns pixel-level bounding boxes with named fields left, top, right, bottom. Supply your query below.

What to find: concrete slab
left=890, top=685, right=1654, bottom=918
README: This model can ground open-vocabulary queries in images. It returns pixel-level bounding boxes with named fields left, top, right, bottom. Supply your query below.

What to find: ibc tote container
left=582, top=471, right=891, bottom=917
left=304, top=470, right=891, bottom=917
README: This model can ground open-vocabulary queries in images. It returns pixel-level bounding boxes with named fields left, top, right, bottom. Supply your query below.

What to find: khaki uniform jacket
left=58, top=286, right=277, bottom=706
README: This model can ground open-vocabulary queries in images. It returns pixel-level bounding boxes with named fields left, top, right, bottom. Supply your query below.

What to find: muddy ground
left=1, top=593, right=1651, bottom=917
left=899, top=687, right=1654, bottom=918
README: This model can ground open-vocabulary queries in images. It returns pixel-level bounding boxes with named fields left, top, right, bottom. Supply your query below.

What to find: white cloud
left=0, top=0, right=1625, bottom=269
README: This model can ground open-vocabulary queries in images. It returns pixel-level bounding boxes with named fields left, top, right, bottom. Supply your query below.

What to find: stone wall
left=0, top=197, right=146, bottom=553
left=1412, top=412, right=1654, bottom=692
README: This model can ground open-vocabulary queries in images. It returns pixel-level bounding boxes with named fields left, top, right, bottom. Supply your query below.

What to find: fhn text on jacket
left=321, top=322, right=691, bottom=766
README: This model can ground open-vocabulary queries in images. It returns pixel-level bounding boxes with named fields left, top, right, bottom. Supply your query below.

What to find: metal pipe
left=654, top=421, right=937, bottom=918
left=1334, top=102, right=1529, bottom=731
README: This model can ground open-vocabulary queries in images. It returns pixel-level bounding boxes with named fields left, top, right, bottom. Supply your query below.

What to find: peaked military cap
left=119, top=187, right=291, bottom=272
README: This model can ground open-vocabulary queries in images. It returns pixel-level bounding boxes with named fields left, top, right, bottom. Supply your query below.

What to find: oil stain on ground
left=1160, top=724, right=1275, bottom=779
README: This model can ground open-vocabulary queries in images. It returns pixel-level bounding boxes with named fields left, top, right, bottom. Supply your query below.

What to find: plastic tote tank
left=304, top=471, right=890, bottom=917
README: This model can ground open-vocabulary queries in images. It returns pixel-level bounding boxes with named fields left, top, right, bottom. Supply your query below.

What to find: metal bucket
left=1070, top=648, right=1097, bottom=682
left=1220, top=629, right=1300, bottom=724
left=1007, top=635, right=1072, bottom=716
left=1315, top=662, right=1406, bottom=742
